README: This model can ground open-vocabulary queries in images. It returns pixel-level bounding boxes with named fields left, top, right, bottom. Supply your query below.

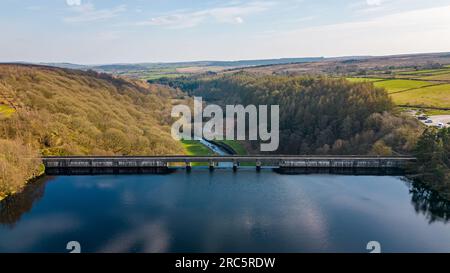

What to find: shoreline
left=0, top=165, right=45, bottom=202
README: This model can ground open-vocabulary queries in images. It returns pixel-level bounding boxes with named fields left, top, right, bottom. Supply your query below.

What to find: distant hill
left=35, top=57, right=325, bottom=72
left=233, top=52, right=450, bottom=75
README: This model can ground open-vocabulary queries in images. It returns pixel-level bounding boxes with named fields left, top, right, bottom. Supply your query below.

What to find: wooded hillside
left=0, top=64, right=184, bottom=198
left=155, top=73, right=423, bottom=155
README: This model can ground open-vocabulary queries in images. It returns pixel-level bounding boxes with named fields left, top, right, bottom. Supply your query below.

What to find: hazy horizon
left=5, top=50, right=450, bottom=67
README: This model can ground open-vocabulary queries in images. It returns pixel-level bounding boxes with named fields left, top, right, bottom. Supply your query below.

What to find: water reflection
left=0, top=177, right=52, bottom=227
left=1, top=172, right=450, bottom=252
left=406, top=179, right=450, bottom=223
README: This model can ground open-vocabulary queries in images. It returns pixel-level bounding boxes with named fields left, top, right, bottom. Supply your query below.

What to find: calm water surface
left=1, top=169, right=450, bottom=253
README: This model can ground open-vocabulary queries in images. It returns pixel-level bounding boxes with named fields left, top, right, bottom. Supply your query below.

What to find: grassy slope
left=216, top=140, right=248, bottom=155
left=391, top=84, right=450, bottom=108
left=373, top=79, right=432, bottom=93
left=345, top=78, right=385, bottom=83
left=348, top=68, right=450, bottom=113
left=181, top=140, right=215, bottom=155
left=180, top=140, right=215, bottom=167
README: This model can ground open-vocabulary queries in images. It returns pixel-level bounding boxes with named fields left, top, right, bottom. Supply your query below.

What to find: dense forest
left=153, top=73, right=423, bottom=155
left=0, top=64, right=185, bottom=198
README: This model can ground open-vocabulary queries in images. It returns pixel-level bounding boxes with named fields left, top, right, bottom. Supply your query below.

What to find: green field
left=346, top=78, right=385, bottom=83
left=181, top=140, right=215, bottom=155
left=347, top=66, right=450, bottom=113
left=390, top=84, right=450, bottom=108
left=216, top=140, right=247, bottom=155
left=0, top=104, right=15, bottom=118
left=348, top=69, right=450, bottom=112
left=180, top=140, right=215, bottom=166
left=373, top=79, right=433, bottom=93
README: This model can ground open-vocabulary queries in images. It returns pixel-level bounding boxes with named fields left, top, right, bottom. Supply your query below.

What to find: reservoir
left=1, top=170, right=450, bottom=253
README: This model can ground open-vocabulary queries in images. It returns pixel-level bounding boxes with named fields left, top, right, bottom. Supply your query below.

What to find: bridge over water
left=43, top=155, right=416, bottom=174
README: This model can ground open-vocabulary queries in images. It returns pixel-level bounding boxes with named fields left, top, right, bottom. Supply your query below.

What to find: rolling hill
left=0, top=64, right=185, bottom=198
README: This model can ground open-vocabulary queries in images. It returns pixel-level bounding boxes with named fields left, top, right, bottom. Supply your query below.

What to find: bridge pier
left=256, top=161, right=262, bottom=172
left=209, top=161, right=215, bottom=171
left=185, top=162, right=192, bottom=172
left=233, top=161, right=238, bottom=172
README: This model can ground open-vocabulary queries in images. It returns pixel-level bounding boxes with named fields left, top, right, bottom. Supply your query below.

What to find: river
left=1, top=169, right=450, bottom=253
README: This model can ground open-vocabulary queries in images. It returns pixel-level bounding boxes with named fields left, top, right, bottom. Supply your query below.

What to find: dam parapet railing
left=42, top=155, right=416, bottom=173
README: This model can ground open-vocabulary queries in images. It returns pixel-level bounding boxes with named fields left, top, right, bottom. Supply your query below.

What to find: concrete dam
left=42, top=155, right=416, bottom=175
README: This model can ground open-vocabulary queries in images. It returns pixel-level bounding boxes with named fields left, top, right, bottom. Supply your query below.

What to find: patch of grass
left=0, top=104, right=15, bottom=118
left=181, top=140, right=215, bottom=156
left=216, top=140, right=248, bottom=155
left=373, top=79, right=433, bottom=93
left=346, top=78, right=385, bottom=83
left=180, top=140, right=216, bottom=167
left=390, top=84, right=450, bottom=108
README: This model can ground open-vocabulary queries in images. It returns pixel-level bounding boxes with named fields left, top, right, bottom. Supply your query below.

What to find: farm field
left=345, top=77, right=385, bottom=83
left=347, top=66, right=450, bottom=114
left=418, top=73, right=450, bottom=81
left=372, top=79, right=432, bottom=93
left=390, top=84, right=450, bottom=109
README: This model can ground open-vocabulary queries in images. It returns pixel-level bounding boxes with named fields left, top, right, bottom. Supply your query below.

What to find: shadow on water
left=0, top=176, right=53, bottom=227
left=45, top=167, right=174, bottom=176
left=404, top=178, right=450, bottom=224
left=274, top=167, right=407, bottom=176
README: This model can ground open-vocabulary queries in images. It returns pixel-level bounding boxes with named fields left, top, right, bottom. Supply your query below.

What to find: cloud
left=137, top=1, right=273, bottom=29
left=366, top=0, right=383, bottom=6
left=234, top=17, right=244, bottom=24
left=256, top=4, right=450, bottom=57
left=66, top=0, right=82, bottom=6
left=64, top=3, right=126, bottom=23
left=0, top=214, right=81, bottom=252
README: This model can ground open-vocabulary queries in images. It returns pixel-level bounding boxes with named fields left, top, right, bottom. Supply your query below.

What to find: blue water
left=1, top=169, right=450, bottom=253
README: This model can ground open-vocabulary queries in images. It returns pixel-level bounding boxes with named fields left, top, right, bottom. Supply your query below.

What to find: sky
left=1, top=0, right=450, bottom=64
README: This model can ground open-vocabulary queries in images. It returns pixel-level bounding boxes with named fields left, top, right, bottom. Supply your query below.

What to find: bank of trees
left=0, top=139, right=42, bottom=199
left=0, top=64, right=185, bottom=198
left=157, top=73, right=422, bottom=155
left=414, top=127, right=450, bottom=196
